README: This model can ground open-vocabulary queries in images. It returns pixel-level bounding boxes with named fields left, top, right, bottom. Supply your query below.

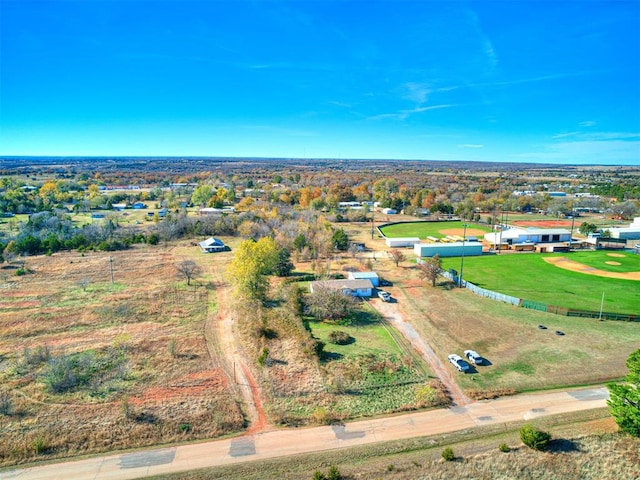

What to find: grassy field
left=337, top=222, right=640, bottom=395
left=379, top=221, right=492, bottom=239
left=440, top=251, right=639, bottom=314
left=0, top=242, right=244, bottom=466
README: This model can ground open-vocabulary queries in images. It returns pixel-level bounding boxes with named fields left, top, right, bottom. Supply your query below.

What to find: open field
left=379, top=221, right=491, bottom=239
left=340, top=222, right=640, bottom=395
left=440, top=252, right=639, bottom=313
left=0, top=243, right=244, bottom=466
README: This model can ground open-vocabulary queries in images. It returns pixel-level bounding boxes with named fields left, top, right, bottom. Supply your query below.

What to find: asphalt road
left=0, top=386, right=609, bottom=480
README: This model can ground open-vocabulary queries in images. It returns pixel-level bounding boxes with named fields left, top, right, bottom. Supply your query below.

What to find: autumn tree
left=417, top=254, right=442, bottom=287
left=306, top=285, right=358, bottom=322
left=226, top=237, right=279, bottom=299
left=175, top=260, right=202, bottom=286
left=607, top=349, right=640, bottom=437
left=388, top=249, right=406, bottom=267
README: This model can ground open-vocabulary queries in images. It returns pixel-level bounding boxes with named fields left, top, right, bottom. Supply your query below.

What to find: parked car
left=448, top=354, right=470, bottom=373
left=377, top=291, right=391, bottom=302
left=464, top=350, right=484, bottom=365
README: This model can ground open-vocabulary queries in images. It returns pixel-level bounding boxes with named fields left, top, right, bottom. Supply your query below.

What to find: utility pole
left=599, top=292, right=605, bottom=320
left=109, top=256, right=114, bottom=284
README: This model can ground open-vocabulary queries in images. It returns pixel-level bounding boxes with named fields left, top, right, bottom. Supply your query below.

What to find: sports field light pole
left=568, top=208, right=575, bottom=252
left=459, top=223, right=468, bottom=288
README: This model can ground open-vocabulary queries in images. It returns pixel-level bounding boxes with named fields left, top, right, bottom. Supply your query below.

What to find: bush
left=312, top=471, right=326, bottom=480
left=257, top=347, right=269, bottom=367
left=327, top=465, right=341, bottom=480
left=328, top=330, right=352, bottom=345
left=499, top=442, right=511, bottom=453
left=441, top=447, right=455, bottom=461
left=520, top=424, right=551, bottom=451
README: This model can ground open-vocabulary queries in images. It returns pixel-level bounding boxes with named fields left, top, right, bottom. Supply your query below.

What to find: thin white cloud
left=367, top=104, right=455, bottom=121
left=579, top=120, right=597, bottom=127
left=458, top=144, right=484, bottom=148
left=552, top=132, right=580, bottom=139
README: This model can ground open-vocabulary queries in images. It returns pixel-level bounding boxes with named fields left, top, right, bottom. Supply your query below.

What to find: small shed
left=385, top=237, right=421, bottom=248
left=199, top=237, right=226, bottom=253
left=309, top=279, right=373, bottom=297
left=348, top=271, right=380, bottom=287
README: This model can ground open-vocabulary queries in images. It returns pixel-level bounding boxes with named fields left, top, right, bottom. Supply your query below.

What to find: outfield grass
left=379, top=221, right=492, bottom=239
left=440, top=253, right=639, bottom=314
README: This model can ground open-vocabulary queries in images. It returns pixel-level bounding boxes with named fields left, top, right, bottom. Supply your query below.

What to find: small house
left=309, top=279, right=373, bottom=297
left=348, top=271, right=379, bottom=287
left=132, top=201, right=147, bottom=209
left=199, top=237, right=226, bottom=253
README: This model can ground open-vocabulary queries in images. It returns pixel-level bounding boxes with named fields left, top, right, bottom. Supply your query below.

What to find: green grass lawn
left=308, top=308, right=400, bottom=358
left=440, top=252, right=639, bottom=314
left=379, top=221, right=492, bottom=239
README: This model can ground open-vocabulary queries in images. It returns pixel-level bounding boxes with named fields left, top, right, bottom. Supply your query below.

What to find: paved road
left=0, top=386, right=609, bottom=480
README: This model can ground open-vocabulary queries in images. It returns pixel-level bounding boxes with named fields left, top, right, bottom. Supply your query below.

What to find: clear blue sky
left=1, top=0, right=639, bottom=165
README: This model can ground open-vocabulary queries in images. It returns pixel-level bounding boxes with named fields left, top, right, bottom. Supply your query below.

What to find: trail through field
left=372, top=299, right=471, bottom=406
left=205, top=267, right=269, bottom=433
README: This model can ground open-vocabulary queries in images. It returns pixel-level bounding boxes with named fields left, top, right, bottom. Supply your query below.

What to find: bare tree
left=388, top=249, right=406, bottom=267
left=417, top=254, right=443, bottom=287
left=175, top=260, right=202, bottom=286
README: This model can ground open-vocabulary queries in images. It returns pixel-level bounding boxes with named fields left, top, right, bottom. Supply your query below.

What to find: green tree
left=607, top=349, right=640, bottom=437
left=273, top=248, right=294, bottom=277
left=578, top=222, right=598, bottom=235
left=191, top=185, right=214, bottom=206
left=331, top=228, right=348, bottom=251
left=520, top=424, right=551, bottom=451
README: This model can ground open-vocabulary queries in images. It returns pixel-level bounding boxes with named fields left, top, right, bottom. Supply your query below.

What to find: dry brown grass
left=0, top=243, right=244, bottom=466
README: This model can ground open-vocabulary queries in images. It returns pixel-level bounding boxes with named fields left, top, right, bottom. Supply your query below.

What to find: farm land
left=0, top=158, right=639, bottom=471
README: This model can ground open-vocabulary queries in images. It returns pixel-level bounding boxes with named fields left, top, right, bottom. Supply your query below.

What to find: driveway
left=372, top=298, right=472, bottom=406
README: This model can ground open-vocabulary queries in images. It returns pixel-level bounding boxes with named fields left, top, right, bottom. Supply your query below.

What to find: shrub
left=312, top=471, right=326, bottom=480
left=327, top=465, right=341, bottom=480
left=257, top=347, right=269, bottom=367
left=0, top=391, right=13, bottom=416
left=328, top=330, right=352, bottom=345
left=520, top=424, right=551, bottom=451
left=30, top=435, right=48, bottom=455
left=499, top=442, right=511, bottom=453
left=441, top=447, right=455, bottom=461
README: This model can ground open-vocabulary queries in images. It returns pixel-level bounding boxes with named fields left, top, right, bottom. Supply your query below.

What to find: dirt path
left=205, top=269, right=269, bottom=433
left=7, top=386, right=610, bottom=480
left=372, top=299, right=472, bottom=406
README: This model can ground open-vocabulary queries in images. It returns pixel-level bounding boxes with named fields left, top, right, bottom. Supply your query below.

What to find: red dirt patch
left=512, top=220, right=574, bottom=228
left=439, top=228, right=487, bottom=236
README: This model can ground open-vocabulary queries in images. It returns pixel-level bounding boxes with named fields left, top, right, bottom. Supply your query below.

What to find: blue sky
left=1, top=0, right=639, bottom=165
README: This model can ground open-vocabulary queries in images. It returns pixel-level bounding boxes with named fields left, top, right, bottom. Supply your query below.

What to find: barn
left=414, top=241, right=483, bottom=258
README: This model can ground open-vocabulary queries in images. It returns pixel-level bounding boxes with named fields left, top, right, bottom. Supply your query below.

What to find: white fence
left=440, top=270, right=521, bottom=306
